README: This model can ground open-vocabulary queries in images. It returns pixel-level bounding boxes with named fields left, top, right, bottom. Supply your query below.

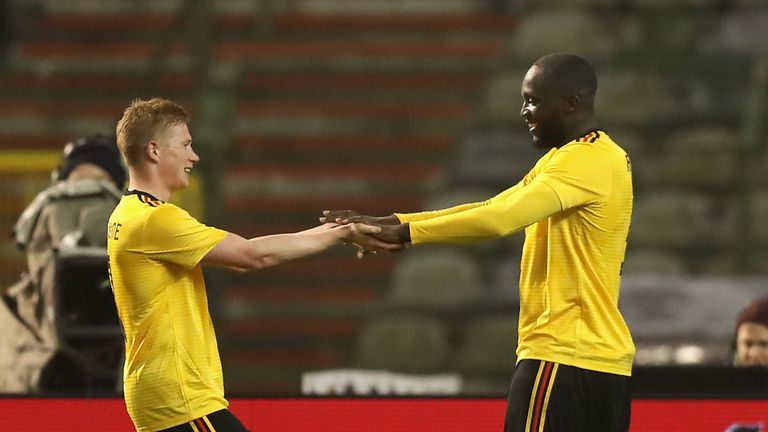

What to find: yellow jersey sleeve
left=407, top=180, right=562, bottom=244
left=535, top=143, right=611, bottom=210
left=140, top=204, right=227, bottom=269
left=395, top=179, right=526, bottom=223
left=395, top=201, right=486, bottom=224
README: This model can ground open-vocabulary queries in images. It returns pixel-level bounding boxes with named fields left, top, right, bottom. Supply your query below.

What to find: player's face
left=156, top=123, right=198, bottom=191
left=736, top=322, right=768, bottom=366
left=520, top=66, right=569, bottom=149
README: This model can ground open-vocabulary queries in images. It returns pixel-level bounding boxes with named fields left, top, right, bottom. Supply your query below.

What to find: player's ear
left=146, top=141, right=160, bottom=163
left=565, top=93, right=580, bottom=113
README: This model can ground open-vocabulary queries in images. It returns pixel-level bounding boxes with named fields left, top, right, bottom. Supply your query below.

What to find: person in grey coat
left=0, top=134, right=125, bottom=393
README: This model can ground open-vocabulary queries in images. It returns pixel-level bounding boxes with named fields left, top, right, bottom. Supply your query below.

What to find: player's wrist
left=379, top=214, right=401, bottom=225
left=396, top=223, right=411, bottom=243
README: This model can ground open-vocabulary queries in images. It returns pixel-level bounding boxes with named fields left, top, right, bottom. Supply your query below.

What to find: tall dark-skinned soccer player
left=324, top=53, right=634, bottom=432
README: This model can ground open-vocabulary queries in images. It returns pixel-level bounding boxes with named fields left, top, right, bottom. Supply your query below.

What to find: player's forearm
left=409, top=181, right=562, bottom=244
left=247, top=230, right=341, bottom=269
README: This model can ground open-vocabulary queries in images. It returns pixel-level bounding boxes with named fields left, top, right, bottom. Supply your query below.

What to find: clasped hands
left=320, top=210, right=410, bottom=259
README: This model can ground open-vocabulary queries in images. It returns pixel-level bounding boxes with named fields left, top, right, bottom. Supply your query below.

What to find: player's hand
left=369, top=224, right=408, bottom=244
left=320, top=210, right=398, bottom=226
left=344, top=223, right=405, bottom=256
left=351, top=223, right=411, bottom=259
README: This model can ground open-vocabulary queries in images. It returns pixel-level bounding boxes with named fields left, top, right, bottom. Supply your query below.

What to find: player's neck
left=567, top=118, right=600, bottom=143
left=127, top=170, right=172, bottom=202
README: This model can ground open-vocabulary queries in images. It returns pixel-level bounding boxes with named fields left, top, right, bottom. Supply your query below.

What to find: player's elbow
left=238, top=256, right=266, bottom=272
left=239, top=250, right=278, bottom=272
left=229, top=265, right=251, bottom=274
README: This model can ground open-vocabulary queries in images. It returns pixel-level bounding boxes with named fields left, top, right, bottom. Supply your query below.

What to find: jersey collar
left=576, top=129, right=606, bottom=143
left=125, top=189, right=165, bottom=207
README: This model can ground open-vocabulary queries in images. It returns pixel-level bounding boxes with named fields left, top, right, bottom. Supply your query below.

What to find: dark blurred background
left=1, top=0, right=767, bottom=396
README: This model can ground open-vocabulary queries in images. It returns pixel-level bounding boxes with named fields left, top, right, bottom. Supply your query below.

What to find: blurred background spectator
left=0, top=0, right=767, bottom=396
left=733, top=296, right=768, bottom=367
left=0, top=134, right=124, bottom=393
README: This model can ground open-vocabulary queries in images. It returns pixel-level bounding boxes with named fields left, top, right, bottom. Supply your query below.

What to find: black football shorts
left=504, top=359, right=631, bottom=432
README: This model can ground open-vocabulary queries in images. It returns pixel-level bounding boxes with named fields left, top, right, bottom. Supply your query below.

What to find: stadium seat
left=355, top=314, right=451, bottom=373
left=607, top=128, right=647, bottom=157
left=629, top=192, right=734, bottom=249
left=749, top=253, right=768, bottom=275
left=453, top=128, right=542, bottom=188
left=509, top=9, right=627, bottom=58
left=622, top=248, right=687, bottom=275
left=751, top=148, right=768, bottom=187
left=750, top=190, right=768, bottom=245
left=480, top=70, right=532, bottom=124
left=598, top=69, right=685, bottom=126
left=608, top=128, right=661, bottom=190
left=389, top=246, right=483, bottom=308
left=659, top=127, right=738, bottom=189
left=702, top=10, right=768, bottom=54
left=454, top=314, right=518, bottom=395
left=492, top=255, right=522, bottom=301
left=454, top=315, right=518, bottom=376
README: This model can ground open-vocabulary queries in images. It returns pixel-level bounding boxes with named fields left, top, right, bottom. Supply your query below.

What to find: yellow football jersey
left=107, top=190, right=228, bottom=431
left=398, top=130, right=635, bottom=376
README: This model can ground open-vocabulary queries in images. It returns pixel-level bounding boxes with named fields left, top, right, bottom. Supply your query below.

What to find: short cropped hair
left=115, top=98, right=189, bottom=167
left=533, top=53, right=598, bottom=102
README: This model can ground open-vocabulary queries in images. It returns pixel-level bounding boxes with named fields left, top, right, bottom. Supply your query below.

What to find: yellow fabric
left=403, top=180, right=560, bottom=243
left=402, top=131, right=635, bottom=376
left=107, top=191, right=228, bottom=432
left=395, top=179, right=525, bottom=224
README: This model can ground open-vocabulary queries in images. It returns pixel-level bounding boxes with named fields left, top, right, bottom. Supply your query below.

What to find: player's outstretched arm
left=202, top=223, right=401, bottom=272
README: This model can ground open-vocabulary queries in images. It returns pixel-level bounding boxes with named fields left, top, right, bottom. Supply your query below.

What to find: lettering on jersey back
left=108, top=222, right=122, bottom=241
